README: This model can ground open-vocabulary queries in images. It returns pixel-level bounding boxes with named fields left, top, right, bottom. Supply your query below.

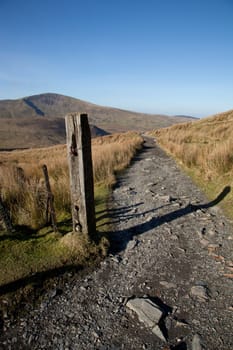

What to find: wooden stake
left=0, top=195, right=14, bottom=233
left=65, top=113, right=96, bottom=238
left=42, top=164, right=58, bottom=233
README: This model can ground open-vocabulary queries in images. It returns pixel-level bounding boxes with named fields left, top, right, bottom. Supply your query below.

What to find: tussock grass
left=0, top=131, right=143, bottom=229
left=149, top=109, right=233, bottom=219
left=92, top=132, right=143, bottom=184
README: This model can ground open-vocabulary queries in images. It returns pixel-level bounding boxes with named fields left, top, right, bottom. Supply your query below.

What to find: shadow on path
left=107, top=186, right=231, bottom=254
left=0, top=264, right=84, bottom=296
left=97, top=203, right=172, bottom=228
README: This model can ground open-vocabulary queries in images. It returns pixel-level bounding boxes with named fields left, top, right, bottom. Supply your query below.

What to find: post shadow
left=105, top=186, right=231, bottom=254
left=0, top=264, right=84, bottom=296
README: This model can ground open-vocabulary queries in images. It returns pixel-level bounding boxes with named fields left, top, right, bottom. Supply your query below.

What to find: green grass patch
left=184, top=167, right=233, bottom=220
left=161, top=149, right=233, bottom=221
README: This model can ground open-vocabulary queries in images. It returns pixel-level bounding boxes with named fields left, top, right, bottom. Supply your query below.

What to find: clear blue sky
left=0, top=0, right=233, bottom=117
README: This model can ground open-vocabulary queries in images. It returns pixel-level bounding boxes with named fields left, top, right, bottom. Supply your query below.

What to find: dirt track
left=1, top=137, right=233, bottom=349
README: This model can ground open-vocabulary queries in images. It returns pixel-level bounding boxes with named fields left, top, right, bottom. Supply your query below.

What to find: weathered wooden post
left=65, top=113, right=96, bottom=238
left=42, top=164, right=57, bottom=233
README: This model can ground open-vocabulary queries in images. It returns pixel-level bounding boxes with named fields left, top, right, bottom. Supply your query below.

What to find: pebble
left=190, top=285, right=209, bottom=301
left=200, top=238, right=210, bottom=247
left=159, top=281, right=177, bottom=289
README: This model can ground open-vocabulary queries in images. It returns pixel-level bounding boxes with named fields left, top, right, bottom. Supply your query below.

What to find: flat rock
left=126, top=298, right=163, bottom=328
left=126, top=298, right=167, bottom=342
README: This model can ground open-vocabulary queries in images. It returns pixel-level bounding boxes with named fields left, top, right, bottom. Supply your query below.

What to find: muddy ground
left=0, top=137, right=233, bottom=349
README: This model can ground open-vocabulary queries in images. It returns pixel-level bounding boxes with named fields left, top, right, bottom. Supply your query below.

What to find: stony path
left=1, top=138, right=233, bottom=350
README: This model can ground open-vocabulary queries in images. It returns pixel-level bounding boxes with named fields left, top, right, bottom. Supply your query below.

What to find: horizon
left=1, top=0, right=233, bottom=118
left=1, top=90, right=230, bottom=119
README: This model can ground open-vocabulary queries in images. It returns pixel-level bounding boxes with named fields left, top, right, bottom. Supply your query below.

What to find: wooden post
left=0, top=195, right=14, bottom=233
left=65, top=113, right=96, bottom=238
left=42, top=164, right=58, bottom=233
left=15, top=167, right=27, bottom=188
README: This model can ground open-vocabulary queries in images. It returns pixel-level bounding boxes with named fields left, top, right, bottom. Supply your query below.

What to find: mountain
left=0, top=93, right=196, bottom=149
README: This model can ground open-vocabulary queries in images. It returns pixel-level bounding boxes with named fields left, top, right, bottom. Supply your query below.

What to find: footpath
left=1, top=137, right=233, bottom=350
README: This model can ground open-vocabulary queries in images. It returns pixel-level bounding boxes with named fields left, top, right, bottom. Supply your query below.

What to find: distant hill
left=0, top=93, right=196, bottom=149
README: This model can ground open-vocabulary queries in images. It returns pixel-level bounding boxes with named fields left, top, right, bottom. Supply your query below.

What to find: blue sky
left=0, top=0, right=233, bottom=117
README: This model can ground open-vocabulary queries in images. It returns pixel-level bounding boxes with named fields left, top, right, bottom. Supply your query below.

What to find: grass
left=149, top=109, right=233, bottom=219
left=0, top=132, right=143, bottom=294
left=0, top=131, right=143, bottom=228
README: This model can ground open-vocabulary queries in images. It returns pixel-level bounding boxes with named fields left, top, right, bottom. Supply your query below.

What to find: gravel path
left=1, top=137, right=233, bottom=350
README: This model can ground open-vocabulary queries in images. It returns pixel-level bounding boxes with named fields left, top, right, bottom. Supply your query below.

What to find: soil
left=0, top=137, right=233, bottom=350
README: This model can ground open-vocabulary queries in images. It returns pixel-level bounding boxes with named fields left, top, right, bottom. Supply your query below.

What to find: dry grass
left=149, top=109, right=233, bottom=218
left=0, top=131, right=143, bottom=229
left=92, top=132, right=143, bottom=184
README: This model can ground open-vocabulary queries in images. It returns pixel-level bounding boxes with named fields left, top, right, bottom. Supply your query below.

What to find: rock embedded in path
left=126, top=297, right=167, bottom=342
left=159, top=281, right=177, bottom=289
left=190, top=285, right=209, bottom=301
left=126, top=239, right=139, bottom=251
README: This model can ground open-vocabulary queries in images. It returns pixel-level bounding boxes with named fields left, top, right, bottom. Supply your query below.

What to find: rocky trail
left=1, top=137, right=233, bottom=350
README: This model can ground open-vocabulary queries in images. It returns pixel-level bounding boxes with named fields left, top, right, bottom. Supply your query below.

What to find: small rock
left=160, top=281, right=177, bottom=289
left=197, top=227, right=206, bottom=238
left=111, top=255, right=122, bottom=263
left=207, top=229, right=217, bottom=237
left=126, top=239, right=139, bottom=250
left=175, top=320, right=189, bottom=328
left=192, top=334, right=203, bottom=350
left=207, top=243, right=220, bottom=252
left=159, top=195, right=171, bottom=202
left=48, top=288, right=58, bottom=299
left=120, top=186, right=132, bottom=193
left=200, top=238, right=209, bottom=247
left=190, top=285, right=209, bottom=301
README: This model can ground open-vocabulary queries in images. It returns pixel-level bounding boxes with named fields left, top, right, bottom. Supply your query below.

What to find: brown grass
left=149, top=109, right=233, bottom=218
left=0, top=131, right=143, bottom=229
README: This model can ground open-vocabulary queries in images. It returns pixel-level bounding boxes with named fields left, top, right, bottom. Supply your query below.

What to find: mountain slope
left=0, top=93, right=196, bottom=149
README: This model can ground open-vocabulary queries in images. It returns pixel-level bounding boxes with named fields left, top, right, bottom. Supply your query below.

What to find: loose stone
left=159, top=281, right=177, bottom=289
left=190, top=285, right=209, bottom=301
left=126, top=297, right=163, bottom=328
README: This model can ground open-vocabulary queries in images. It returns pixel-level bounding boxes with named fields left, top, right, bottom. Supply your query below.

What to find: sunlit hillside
left=149, top=109, right=233, bottom=219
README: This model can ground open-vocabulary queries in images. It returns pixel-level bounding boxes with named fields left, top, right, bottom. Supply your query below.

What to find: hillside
left=149, top=108, right=233, bottom=219
left=0, top=93, right=195, bottom=149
